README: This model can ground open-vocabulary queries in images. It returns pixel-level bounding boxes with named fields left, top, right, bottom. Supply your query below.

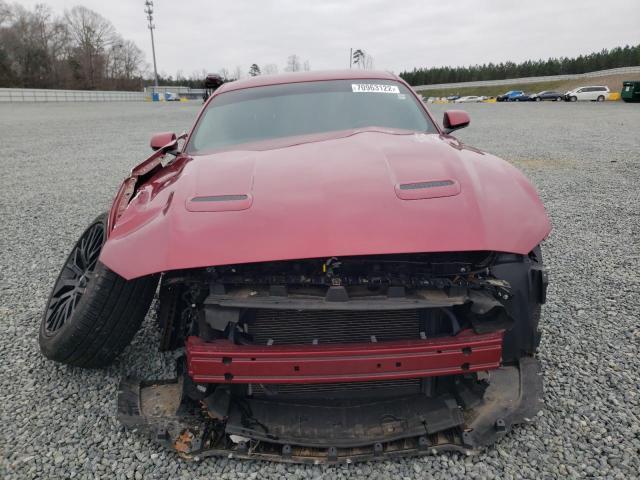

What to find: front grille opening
left=247, top=309, right=422, bottom=345
left=244, top=307, right=460, bottom=346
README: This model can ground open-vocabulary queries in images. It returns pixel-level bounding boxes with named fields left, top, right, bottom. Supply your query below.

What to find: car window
left=187, top=80, right=435, bottom=153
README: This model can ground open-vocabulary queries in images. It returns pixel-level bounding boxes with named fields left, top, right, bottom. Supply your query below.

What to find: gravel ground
left=0, top=100, right=639, bottom=479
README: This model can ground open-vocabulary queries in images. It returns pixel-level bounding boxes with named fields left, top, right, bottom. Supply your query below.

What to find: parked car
left=39, top=70, right=550, bottom=464
left=511, top=92, right=533, bottom=102
left=564, top=86, right=609, bottom=102
left=621, top=80, right=640, bottom=103
left=454, top=95, right=482, bottom=103
left=446, top=95, right=461, bottom=102
left=496, top=90, right=524, bottom=102
left=164, top=92, right=180, bottom=101
left=529, top=91, right=564, bottom=102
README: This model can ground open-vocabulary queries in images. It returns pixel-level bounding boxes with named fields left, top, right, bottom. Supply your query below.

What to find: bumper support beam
left=186, top=329, right=503, bottom=384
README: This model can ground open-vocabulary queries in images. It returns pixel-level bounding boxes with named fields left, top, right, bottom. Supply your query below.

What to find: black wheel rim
left=44, top=222, right=105, bottom=334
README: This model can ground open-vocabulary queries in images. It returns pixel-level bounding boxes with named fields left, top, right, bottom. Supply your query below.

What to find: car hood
left=101, top=131, right=551, bottom=279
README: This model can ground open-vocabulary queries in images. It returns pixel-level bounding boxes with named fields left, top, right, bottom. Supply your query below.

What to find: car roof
left=216, top=70, right=400, bottom=94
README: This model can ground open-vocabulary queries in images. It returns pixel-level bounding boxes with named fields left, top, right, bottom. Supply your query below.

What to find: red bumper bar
left=186, top=329, right=503, bottom=384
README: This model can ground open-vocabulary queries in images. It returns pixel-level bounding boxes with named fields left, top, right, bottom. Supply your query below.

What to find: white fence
left=0, top=88, right=145, bottom=102
left=413, top=66, right=640, bottom=91
left=143, top=86, right=206, bottom=99
left=143, top=86, right=192, bottom=95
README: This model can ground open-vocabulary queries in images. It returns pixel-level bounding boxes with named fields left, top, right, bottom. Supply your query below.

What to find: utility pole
left=144, top=1, right=159, bottom=95
left=350, top=48, right=353, bottom=69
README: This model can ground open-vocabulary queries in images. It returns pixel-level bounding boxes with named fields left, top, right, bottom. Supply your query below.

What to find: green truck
left=621, top=81, right=640, bottom=103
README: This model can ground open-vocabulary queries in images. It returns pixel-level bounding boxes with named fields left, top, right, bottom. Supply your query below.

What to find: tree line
left=400, top=45, right=640, bottom=86
left=0, top=2, right=145, bottom=90
left=157, top=55, right=312, bottom=89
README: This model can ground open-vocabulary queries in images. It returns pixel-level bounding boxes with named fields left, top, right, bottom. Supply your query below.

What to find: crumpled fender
left=106, top=134, right=186, bottom=234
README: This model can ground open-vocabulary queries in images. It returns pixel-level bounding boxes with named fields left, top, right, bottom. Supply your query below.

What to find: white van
left=564, top=86, right=609, bottom=102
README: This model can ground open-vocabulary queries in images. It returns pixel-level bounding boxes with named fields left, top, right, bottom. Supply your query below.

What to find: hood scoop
left=186, top=154, right=255, bottom=212
left=383, top=149, right=462, bottom=201
left=187, top=194, right=252, bottom=212
left=395, top=179, right=460, bottom=200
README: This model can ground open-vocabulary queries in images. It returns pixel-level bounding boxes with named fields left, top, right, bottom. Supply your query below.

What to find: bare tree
left=233, top=65, right=243, bottom=80
left=119, top=40, right=144, bottom=81
left=1, top=4, right=60, bottom=87
left=0, top=0, right=12, bottom=26
left=352, top=49, right=374, bottom=70
left=188, top=69, right=204, bottom=83
left=248, top=63, right=261, bottom=76
left=65, top=6, right=116, bottom=89
left=303, top=60, right=311, bottom=71
left=182, top=69, right=207, bottom=88
left=47, top=14, right=72, bottom=87
left=106, top=37, right=123, bottom=82
left=352, top=49, right=364, bottom=68
left=364, top=54, right=374, bottom=70
left=218, top=67, right=230, bottom=81
left=0, top=2, right=146, bottom=90
left=262, top=63, right=278, bottom=75
left=285, top=54, right=301, bottom=72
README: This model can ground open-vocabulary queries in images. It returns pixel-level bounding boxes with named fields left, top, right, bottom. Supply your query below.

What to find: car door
left=585, top=87, right=598, bottom=101
left=594, top=87, right=607, bottom=100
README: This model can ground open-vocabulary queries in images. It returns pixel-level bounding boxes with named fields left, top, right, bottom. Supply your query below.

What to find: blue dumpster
left=152, top=92, right=160, bottom=102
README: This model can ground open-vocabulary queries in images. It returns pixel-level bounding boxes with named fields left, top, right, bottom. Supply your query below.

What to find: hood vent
left=187, top=193, right=252, bottom=212
left=395, top=179, right=460, bottom=201
left=399, top=180, right=454, bottom=190
left=192, top=194, right=248, bottom=202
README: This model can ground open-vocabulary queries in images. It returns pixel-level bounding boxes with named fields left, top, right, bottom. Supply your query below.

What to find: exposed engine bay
left=118, top=251, right=546, bottom=463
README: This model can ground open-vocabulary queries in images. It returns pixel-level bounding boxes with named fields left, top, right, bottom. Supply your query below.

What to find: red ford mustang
left=40, top=70, right=550, bottom=463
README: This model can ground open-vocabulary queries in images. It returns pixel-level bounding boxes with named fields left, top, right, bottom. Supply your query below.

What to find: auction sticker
left=352, top=84, right=400, bottom=93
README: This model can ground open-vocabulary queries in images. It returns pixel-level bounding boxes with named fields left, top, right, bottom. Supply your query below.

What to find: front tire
left=570, top=96, right=577, bottom=102
left=39, top=213, right=159, bottom=368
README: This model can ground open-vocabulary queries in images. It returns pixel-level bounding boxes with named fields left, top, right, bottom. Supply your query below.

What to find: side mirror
left=150, top=132, right=177, bottom=151
left=442, top=110, right=470, bottom=134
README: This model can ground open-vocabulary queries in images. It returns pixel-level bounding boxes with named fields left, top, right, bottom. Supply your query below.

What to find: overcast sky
left=18, top=0, right=640, bottom=78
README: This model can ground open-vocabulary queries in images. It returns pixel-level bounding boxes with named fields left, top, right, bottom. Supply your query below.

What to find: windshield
left=187, top=79, right=435, bottom=153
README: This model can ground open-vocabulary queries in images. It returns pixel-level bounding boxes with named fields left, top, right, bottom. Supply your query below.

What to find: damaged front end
left=118, top=251, right=545, bottom=463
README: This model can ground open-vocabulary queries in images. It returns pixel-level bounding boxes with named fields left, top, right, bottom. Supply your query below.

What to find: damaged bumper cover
left=117, top=355, right=542, bottom=464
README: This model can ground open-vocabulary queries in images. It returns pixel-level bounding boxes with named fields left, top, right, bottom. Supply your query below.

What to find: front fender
left=107, top=135, right=186, bottom=236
